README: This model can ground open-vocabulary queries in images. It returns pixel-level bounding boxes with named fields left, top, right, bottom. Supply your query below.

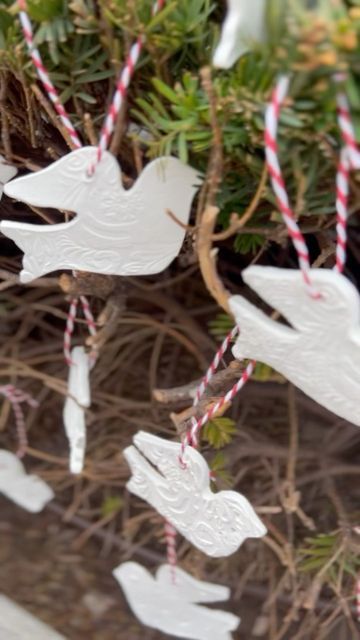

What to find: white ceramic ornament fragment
left=0, top=155, right=17, bottom=200
left=0, top=595, right=67, bottom=640
left=63, top=346, right=91, bottom=474
left=124, top=431, right=266, bottom=557
left=213, top=0, right=267, bottom=69
left=113, top=562, right=240, bottom=640
left=229, top=266, right=360, bottom=426
left=0, top=449, right=54, bottom=512
left=1, top=147, right=201, bottom=283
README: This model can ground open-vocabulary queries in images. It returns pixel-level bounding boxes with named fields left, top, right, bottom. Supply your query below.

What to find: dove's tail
left=0, top=221, right=61, bottom=283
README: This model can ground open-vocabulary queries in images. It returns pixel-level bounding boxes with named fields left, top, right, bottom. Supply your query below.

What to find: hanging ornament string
left=264, top=76, right=320, bottom=298
left=334, top=148, right=350, bottom=274
left=17, top=0, right=167, bottom=359
left=18, top=1, right=81, bottom=149
left=334, top=75, right=360, bottom=170
left=63, top=297, right=97, bottom=367
left=0, top=385, right=38, bottom=458
left=180, top=324, right=255, bottom=464
left=265, top=74, right=358, bottom=281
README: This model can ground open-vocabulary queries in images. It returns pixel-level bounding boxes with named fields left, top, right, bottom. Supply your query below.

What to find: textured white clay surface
left=124, top=431, right=266, bottom=557
left=1, top=147, right=201, bottom=283
left=0, top=595, right=67, bottom=640
left=0, top=155, right=17, bottom=200
left=213, top=0, right=267, bottom=69
left=63, top=346, right=91, bottom=474
left=113, top=562, right=240, bottom=640
left=229, top=266, right=360, bottom=426
left=0, top=449, right=54, bottom=512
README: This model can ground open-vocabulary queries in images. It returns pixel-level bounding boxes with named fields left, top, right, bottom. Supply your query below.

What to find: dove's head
left=4, top=147, right=122, bottom=215
left=243, top=266, right=360, bottom=332
left=113, top=562, right=150, bottom=592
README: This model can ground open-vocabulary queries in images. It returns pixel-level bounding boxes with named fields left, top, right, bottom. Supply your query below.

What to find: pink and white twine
left=180, top=325, right=255, bottom=465
left=0, top=385, right=38, bottom=458
left=265, top=74, right=358, bottom=281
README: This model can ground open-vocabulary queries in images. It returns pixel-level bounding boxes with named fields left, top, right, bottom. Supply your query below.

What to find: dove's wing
left=156, top=565, right=230, bottom=603
left=125, top=156, right=200, bottom=248
left=133, top=431, right=209, bottom=489
left=242, top=266, right=360, bottom=333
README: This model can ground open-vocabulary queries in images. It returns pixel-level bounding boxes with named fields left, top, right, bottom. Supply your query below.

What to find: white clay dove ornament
left=229, top=266, right=360, bottom=426
left=0, top=155, right=17, bottom=200
left=124, top=431, right=266, bottom=557
left=0, top=449, right=54, bottom=512
left=213, top=0, right=267, bottom=69
left=0, top=595, right=67, bottom=640
left=1, top=147, right=201, bottom=283
left=113, top=562, right=240, bottom=640
left=63, top=346, right=91, bottom=474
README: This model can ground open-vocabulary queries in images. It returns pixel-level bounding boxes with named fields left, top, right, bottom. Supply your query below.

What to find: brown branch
left=31, top=84, right=77, bottom=150
left=197, top=205, right=231, bottom=313
left=154, top=359, right=244, bottom=405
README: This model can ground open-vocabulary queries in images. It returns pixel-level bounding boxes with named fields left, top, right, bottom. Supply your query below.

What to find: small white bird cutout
left=229, top=266, right=360, bottom=426
left=0, top=449, right=54, bottom=512
left=63, top=346, right=91, bottom=475
left=0, top=595, right=67, bottom=640
left=0, top=155, right=17, bottom=200
left=113, top=562, right=240, bottom=640
left=1, top=148, right=201, bottom=283
left=213, top=0, right=267, bottom=69
left=124, top=431, right=266, bottom=558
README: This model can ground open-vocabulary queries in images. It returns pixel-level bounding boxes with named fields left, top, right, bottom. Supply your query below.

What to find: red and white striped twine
left=18, top=1, right=81, bottom=150
left=266, top=75, right=359, bottom=281
left=63, top=296, right=98, bottom=366
left=90, top=37, right=144, bottom=173
left=0, top=385, right=38, bottom=458
left=334, top=79, right=360, bottom=171
left=164, top=520, right=177, bottom=584
left=193, top=325, right=239, bottom=406
left=334, top=148, right=350, bottom=274
left=264, top=76, right=320, bottom=298
left=180, top=324, right=256, bottom=465
left=89, top=0, right=166, bottom=172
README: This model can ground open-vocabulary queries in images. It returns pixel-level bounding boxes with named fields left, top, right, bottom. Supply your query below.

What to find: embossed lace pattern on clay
left=124, top=431, right=266, bottom=558
left=1, top=148, right=201, bottom=283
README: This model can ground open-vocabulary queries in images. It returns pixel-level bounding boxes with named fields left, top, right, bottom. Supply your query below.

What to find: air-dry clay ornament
left=1, top=147, right=201, bottom=283
left=229, top=266, right=360, bottom=426
left=113, top=562, right=240, bottom=640
left=0, top=449, right=54, bottom=512
left=0, top=595, right=67, bottom=640
left=0, top=155, right=17, bottom=200
left=63, top=346, right=91, bottom=474
left=213, top=0, right=267, bottom=69
left=124, top=431, right=266, bottom=557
